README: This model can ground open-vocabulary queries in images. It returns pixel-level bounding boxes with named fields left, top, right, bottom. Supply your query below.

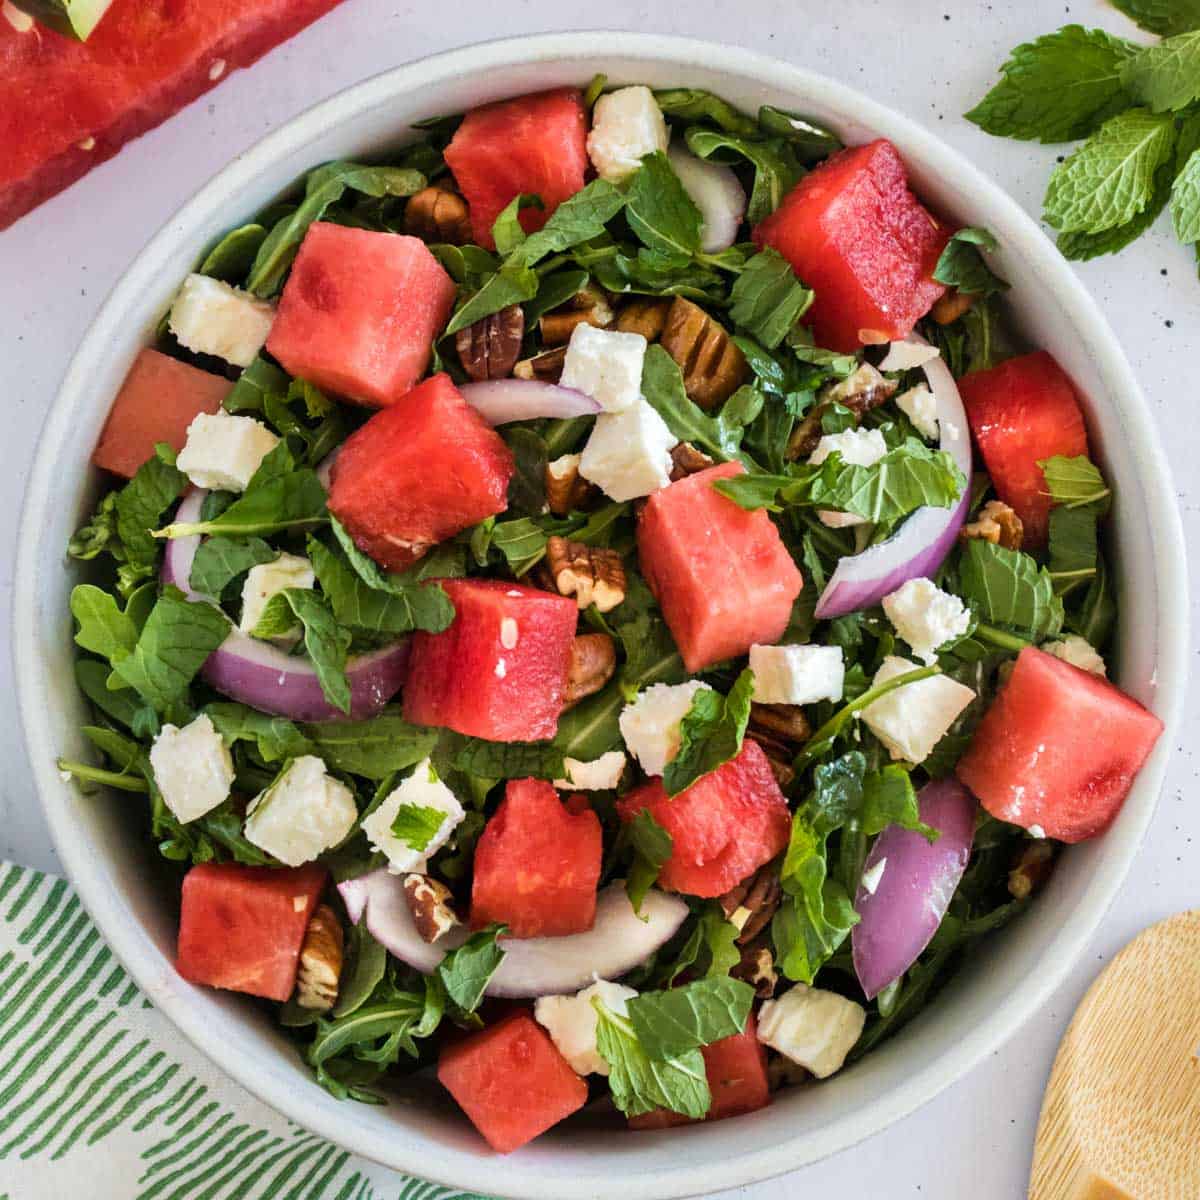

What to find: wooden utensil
left=1031, top=910, right=1200, bottom=1199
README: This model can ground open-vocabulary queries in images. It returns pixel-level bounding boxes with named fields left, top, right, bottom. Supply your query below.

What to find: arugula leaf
left=303, top=711, right=437, bottom=780
left=861, top=764, right=938, bottom=839
left=626, top=978, right=754, bottom=1060
left=188, top=536, right=276, bottom=597
left=1110, top=0, right=1200, bottom=36
left=70, top=585, right=138, bottom=663
left=756, top=107, right=843, bottom=162
left=662, top=669, right=754, bottom=796
left=1071, top=553, right=1117, bottom=647
left=1041, top=454, right=1111, bottom=597
left=333, top=924, right=388, bottom=1019
left=390, top=803, right=448, bottom=853
left=508, top=178, right=626, bottom=267
left=224, top=355, right=292, bottom=414
left=932, top=227, right=1010, bottom=296
left=253, top=588, right=352, bottom=714
left=438, top=925, right=506, bottom=1012
left=199, top=223, right=267, bottom=283
left=652, top=89, right=759, bottom=136
left=524, top=267, right=591, bottom=322
left=491, top=193, right=539, bottom=256
left=626, top=809, right=673, bottom=916
left=1040, top=454, right=1112, bottom=508
left=684, top=127, right=801, bottom=225
left=957, top=539, right=1064, bottom=642
left=728, top=250, right=814, bottom=348
left=502, top=426, right=549, bottom=519
left=965, top=25, right=1138, bottom=143
left=1120, top=29, right=1200, bottom=113
left=444, top=263, right=539, bottom=337
left=624, top=152, right=703, bottom=260
left=1043, top=108, right=1177, bottom=234
left=204, top=702, right=312, bottom=763
left=1172, top=146, right=1200, bottom=241
left=76, top=658, right=145, bottom=730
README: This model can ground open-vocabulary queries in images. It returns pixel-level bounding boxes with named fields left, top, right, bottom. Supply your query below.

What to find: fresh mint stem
left=56, top=759, right=150, bottom=793
left=974, top=623, right=1031, bottom=652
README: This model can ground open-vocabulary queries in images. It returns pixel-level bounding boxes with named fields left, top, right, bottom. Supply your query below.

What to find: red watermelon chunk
left=92, top=348, right=230, bottom=478
left=444, top=87, right=588, bottom=250
left=617, top=740, right=792, bottom=898
left=470, top=778, right=602, bottom=938
left=959, top=350, right=1089, bottom=548
left=956, top=647, right=1163, bottom=843
left=0, top=0, right=345, bottom=230
left=629, top=1013, right=771, bottom=1129
left=403, top=579, right=578, bottom=742
left=637, top=462, right=803, bottom=673
left=437, top=1011, right=588, bottom=1153
left=175, top=862, right=326, bottom=1001
left=752, top=139, right=947, bottom=352
left=266, top=223, right=456, bottom=408
left=328, top=374, right=514, bottom=572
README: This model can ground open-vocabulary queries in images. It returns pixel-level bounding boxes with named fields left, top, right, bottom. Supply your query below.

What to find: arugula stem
left=974, top=623, right=1030, bottom=652
left=56, top=759, right=149, bottom=793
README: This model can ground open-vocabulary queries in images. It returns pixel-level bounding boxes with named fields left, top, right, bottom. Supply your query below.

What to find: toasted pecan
left=546, top=537, right=626, bottom=613
left=455, top=304, right=525, bottom=382
left=404, top=185, right=472, bottom=245
left=563, top=633, right=616, bottom=709
left=661, top=296, right=748, bottom=411
left=295, top=904, right=343, bottom=1012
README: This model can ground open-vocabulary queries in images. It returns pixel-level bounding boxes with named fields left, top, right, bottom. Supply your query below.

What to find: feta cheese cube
left=176, top=409, right=280, bottom=493
left=860, top=655, right=975, bottom=765
left=757, top=983, right=866, bottom=1079
left=1043, top=635, right=1107, bottom=677
left=168, top=274, right=276, bottom=368
left=534, top=979, right=638, bottom=1076
left=586, top=86, right=669, bottom=183
left=882, top=577, right=972, bottom=665
left=243, top=756, right=357, bottom=867
left=359, top=758, right=465, bottom=875
left=619, top=680, right=711, bottom=778
left=149, top=714, right=234, bottom=823
left=559, top=324, right=647, bottom=414
left=579, top=397, right=676, bottom=502
left=749, top=643, right=844, bottom=705
left=808, top=427, right=888, bottom=528
left=895, top=382, right=939, bottom=440
left=555, top=751, right=627, bottom=792
left=239, top=553, right=316, bottom=645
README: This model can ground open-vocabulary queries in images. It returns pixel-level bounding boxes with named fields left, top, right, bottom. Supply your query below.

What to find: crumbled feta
left=239, top=553, right=316, bottom=645
left=534, top=979, right=638, bottom=1076
left=1043, top=635, right=1107, bottom=677
left=168, top=274, right=275, bottom=368
left=877, top=337, right=940, bottom=373
left=559, top=324, right=647, bottom=414
left=359, top=758, right=465, bottom=875
left=749, top=643, right=845, bottom=705
left=619, top=680, right=712, bottom=778
left=882, top=578, right=972, bottom=665
left=860, top=857, right=887, bottom=896
left=895, top=382, right=939, bottom=441
left=243, top=756, right=357, bottom=867
left=757, top=983, right=867, bottom=1079
left=176, top=409, right=280, bottom=493
left=579, top=397, right=675, bottom=502
left=548, top=453, right=582, bottom=480
left=860, top=655, right=975, bottom=765
left=149, top=714, right=234, bottom=823
left=586, top=86, right=669, bottom=183
left=555, top=752, right=627, bottom=792
left=808, top=427, right=888, bottom=528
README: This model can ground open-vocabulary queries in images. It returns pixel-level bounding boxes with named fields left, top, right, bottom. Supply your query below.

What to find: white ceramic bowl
left=14, top=32, right=1187, bottom=1200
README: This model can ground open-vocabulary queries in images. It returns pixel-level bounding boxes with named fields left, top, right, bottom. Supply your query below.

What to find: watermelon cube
left=175, top=862, right=326, bottom=1001
left=637, top=462, right=804, bottom=673
left=266, top=222, right=456, bottom=408
left=470, top=778, right=603, bottom=938
left=752, top=139, right=947, bottom=352
left=959, top=351, right=1089, bottom=548
left=402, top=579, right=578, bottom=741
left=617, top=740, right=792, bottom=898
left=92, top=348, right=230, bottom=478
left=956, top=647, right=1164, bottom=843
left=328, top=374, right=514, bottom=571
left=437, top=1012, right=588, bottom=1153
left=444, top=88, right=589, bottom=250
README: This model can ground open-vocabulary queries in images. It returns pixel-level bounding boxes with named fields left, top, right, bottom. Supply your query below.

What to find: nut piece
left=786, top=363, right=898, bottom=460
left=931, top=288, right=976, bottom=326
left=402, top=873, right=462, bottom=944
left=539, top=285, right=615, bottom=347
left=616, top=297, right=671, bottom=341
left=295, top=904, right=344, bottom=1012
left=961, top=499, right=1024, bottom=551
left=545, top=454, right=597, bottom=516
left=732, top=942, right=779, bottom=1000
left=563, top=632, right=617, bottom=709
left=747, top=704, right=811, bottom=790
left=719, top=865, right=783, bottom=945
left=404, top=185, right=472, bottom=245
left=546, top=537, right=626, bottom=613
left=767, top=1051, right=811, bottom=1091
left=668, top=441, right=715, bottom=481
left=513, top=345, right=567, bottom=383
left=660, top=297, right=748, bottom=411
left=1008, top=840, right=1056, bottom=901
left=455, top=304, right=525, bottom=382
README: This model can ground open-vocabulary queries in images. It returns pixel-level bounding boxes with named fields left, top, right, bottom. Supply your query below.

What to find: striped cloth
left=0, top=861, right=487, bottom=1200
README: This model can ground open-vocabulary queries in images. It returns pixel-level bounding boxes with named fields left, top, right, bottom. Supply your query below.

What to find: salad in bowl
left=59, top=75, right=1164, bottom=1154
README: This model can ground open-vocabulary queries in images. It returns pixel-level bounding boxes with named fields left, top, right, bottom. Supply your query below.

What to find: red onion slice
left=851, top=777, right=977, bottom=1000
left=667, top=144, right=746, bottom=253
left=458, top=380, right=601, bottom=426
left=814, top=340, right=972, bottom=619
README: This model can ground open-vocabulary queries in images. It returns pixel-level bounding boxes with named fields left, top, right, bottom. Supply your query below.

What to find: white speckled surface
left=1, top=3, right=1196, bottom=1196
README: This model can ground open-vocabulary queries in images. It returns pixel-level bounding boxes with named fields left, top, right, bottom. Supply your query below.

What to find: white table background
left=1, top=2, right=1197, bottom=1196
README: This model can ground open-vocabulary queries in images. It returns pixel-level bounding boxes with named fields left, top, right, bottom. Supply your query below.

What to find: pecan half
left=295, top=904, right=343, bottom=1012
left=616, top=297, right=671, bottom=341
left=545, top=454, right=596, bottom=516
left=931, top=288, right=975, bottom=326
left=732, top=942, right=779, bottom=999
left=547, top=537, right=626, bottom=613
left=961, top=499, right=1024, bottom=551
left=767, top=1052, right=811, bottom=1091
left=455, top=304, right=525, bottom=382
left=786, top=363, right=898, bottom=460
left=403, top=874, right=462, bottom=943
left=747, top=704, right=810, bottom=790
left=1008, top=840, right=1056, bottom=901
left=513, top=345, right=567, bottom=383
left=661, top=297, right=748, bottom=411
left=719, top=865, right=783, bottom=945
left=563, top=633, right=616, bottom=709
left=669, top=441, right=715, bottom=481
left=404, top=185, right=471, bottom=245
left=540, top=285, right=615, bottom=346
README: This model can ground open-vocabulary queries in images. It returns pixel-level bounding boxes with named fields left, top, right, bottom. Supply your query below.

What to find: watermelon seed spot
left=209, top=59, right=227, bottom=82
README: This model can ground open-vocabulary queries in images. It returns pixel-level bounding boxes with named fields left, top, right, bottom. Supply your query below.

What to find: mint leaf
left=1120, top=29, right=1200, bottom=113
left=443, top=263, right=539, bottom=337
left=652, top=89, right=759, bottom=136
left=1041, top=454, right=1111, bottom=598
left=437, top=731, right=564, bottom=782
left=626, top=978, right=754, bottom=1060
left=1057, top=156, right=1175, bottom=259
left=189, top=536, right=277, bottom=597
left=112, top=447, right=188, bottom=588
left=684, top=127, right=801, bottom=225
left=204, top=702, right=313, bottom=763
left=491, top=194, right=539, bottom=257
left=1039, top=454, right=1112, bottom=508
left=626, top=808, right=673, bottom=917
left=728, top=249, right=814, bottom=349
left=756, top=106, right=843, bottom=163
left=1171, top=146, right=1200, bottom=241
left=624, top=152, right=703, bottom=260
left=958, top=539, right=1064, bottom=642
left=438, top=925, right=506, bottom=1013
left=1110, top=0, right=1200, bottom=36
left=70, top=584, right=138, bottom=663
left=253, top=588, right=352, bottom=714
left=509, top=179, right=626, bottom=267
left=932, top=226, right=1010, bottom=296
left=304, top=711, right=437, bottom=780
left=390, top=802, right=447, bottom=853
left=662, top=669, right=755, bottom=797
left=1043, top=108, right=1177, bottom=233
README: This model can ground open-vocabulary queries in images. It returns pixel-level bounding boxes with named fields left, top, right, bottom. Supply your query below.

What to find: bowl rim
left=14, top=30, right=1188, bottom=1199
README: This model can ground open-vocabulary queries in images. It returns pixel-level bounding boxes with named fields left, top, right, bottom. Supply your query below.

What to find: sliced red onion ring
left=161, top=487, right=409, bottom=723
left=315, top=447, right=340, bottom=492
left=667, top=144, right=746, bottom=253
left=814, top=338, right=972, bottom=619
left=458, top=380, right=601, bottom=426
left=337, top=872, right=689, bottom=998
left=851, top=777, right=977, bottom=1000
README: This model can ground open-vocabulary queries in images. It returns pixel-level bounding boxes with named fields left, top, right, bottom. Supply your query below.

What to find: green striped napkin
left=0, top=861, right=487, bottom=1200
